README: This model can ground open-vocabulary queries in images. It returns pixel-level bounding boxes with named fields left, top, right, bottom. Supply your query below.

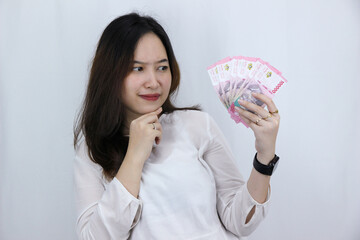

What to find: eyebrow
left=133, top=59, right=168, bottom=64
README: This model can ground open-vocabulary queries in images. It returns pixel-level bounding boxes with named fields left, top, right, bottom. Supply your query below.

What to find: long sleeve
left=74, top=141, right=142, bottom=240
left=201, top=113, right=270, bottom=237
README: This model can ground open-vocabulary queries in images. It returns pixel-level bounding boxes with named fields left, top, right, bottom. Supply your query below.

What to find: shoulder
left=170, top=109, right=211, bottom=124
left=75, top=139, right=91, bottom=162
left=74, top=139, right=104, bottom=177
left=166, top=110, right=216, bottom=140
left=174, top=110, right=217, bottom=130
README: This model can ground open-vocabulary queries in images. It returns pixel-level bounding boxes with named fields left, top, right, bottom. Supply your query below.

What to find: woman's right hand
left=127, top=107, right=163, bottom=164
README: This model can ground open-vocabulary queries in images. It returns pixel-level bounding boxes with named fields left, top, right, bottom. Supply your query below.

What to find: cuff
left=111, top=178, right=143, bottom=228
left=242, top=184, right=271, bottom=226
left=244, top=184, right=271, bottom=206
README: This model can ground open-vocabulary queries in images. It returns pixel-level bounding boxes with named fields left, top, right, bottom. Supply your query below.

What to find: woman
left=74, top=12, right=280, bottom=240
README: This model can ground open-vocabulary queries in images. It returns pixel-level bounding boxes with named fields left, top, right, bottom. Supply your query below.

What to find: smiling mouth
left=139, top=94, right=160, bottom=101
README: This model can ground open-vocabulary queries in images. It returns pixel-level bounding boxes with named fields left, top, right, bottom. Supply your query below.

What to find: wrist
left=124, top=148, right=147, bottom=166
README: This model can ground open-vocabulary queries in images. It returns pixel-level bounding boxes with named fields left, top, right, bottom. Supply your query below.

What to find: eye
left=133, top=66, right=143, bottom=72
left=158, top=66, right=169, bottom=71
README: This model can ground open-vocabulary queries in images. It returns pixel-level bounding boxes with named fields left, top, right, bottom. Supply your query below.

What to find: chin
left=139, top=105, right=162, bottom=114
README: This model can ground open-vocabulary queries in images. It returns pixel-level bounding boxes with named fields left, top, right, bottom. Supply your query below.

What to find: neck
left=121, top=124, right=130, bottom=136
left=122, top=110, right=141, bottom=136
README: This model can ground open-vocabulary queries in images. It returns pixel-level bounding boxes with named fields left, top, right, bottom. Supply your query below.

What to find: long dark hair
left=74, top=13, right=200, bottom=179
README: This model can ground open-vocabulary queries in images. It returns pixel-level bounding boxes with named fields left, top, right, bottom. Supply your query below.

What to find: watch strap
left=253, top=153, right=280, bottom=176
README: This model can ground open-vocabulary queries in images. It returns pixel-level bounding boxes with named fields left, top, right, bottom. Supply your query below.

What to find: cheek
left=120, top=82, right=129, bottom=100
left=163, top=74, right=172, bottom=92
left=123, top=76, right=140, bottom=93
left=121, top=78, right=136, bottom=103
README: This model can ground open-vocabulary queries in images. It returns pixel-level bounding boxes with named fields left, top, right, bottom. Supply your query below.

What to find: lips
left=139, top=94, right=160, bottom=101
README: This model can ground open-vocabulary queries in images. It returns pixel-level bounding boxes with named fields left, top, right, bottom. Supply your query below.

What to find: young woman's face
left=121, top=33, right=171, bottom=121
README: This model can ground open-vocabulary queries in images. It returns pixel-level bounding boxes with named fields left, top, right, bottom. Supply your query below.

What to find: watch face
left=273, top=161, right=279, bottom=172
left=270, top=156, right=279, bottom=173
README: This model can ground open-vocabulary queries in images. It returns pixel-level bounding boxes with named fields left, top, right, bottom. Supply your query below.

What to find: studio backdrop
left=0, top=0, right=359, bottom=239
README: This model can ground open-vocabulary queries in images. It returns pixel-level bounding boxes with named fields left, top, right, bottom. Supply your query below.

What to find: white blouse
left=74, top=110, right=270, bottom=240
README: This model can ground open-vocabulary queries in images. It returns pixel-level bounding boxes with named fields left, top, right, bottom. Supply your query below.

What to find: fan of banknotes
left=207, top=56, right=287, bottom=127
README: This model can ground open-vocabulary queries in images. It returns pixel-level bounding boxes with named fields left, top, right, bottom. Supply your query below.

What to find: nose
left=145, top=69, right=160, bottom=89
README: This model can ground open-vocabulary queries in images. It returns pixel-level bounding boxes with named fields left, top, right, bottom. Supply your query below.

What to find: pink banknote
left=207, top=56, right=287, bottom=127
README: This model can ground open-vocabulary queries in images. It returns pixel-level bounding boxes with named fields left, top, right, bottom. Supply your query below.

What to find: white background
left=1, top=0, right=359, bottom=239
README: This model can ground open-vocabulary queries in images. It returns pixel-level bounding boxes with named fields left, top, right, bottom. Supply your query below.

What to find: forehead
left=133, top=33, right=168, bottom=61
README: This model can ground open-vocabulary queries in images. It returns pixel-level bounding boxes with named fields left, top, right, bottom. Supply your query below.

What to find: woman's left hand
left=235, top=92, right=280, bottom=164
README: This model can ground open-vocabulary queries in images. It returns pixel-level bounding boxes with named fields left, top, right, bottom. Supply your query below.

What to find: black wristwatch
left=253, top=153, right=280, bottom=176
